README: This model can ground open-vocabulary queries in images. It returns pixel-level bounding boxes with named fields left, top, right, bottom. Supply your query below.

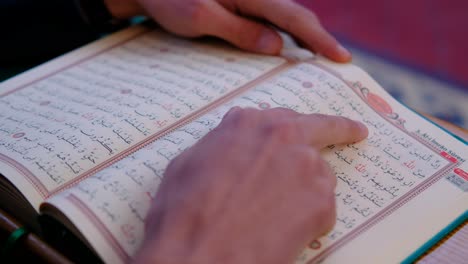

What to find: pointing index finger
left=295, top=114, right=368, bottom=149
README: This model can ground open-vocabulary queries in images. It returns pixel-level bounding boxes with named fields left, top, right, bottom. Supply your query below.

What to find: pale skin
left=134, top=108, right=368, bottom=263
left=101, top=1, right=362, bottom=263
left=104, top=0, right=352, bottom=62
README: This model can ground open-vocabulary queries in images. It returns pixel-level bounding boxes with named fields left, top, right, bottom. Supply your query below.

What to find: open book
left=0, top=24, right=466, bottom=263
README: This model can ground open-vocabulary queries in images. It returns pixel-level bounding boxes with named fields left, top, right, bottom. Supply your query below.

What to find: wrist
left=135, top=206, right=288, bottom=264
left=135, top=206, right=213, bottom=264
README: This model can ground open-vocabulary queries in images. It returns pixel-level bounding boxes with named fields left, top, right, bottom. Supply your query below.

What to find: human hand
left=104, top=0, right=352, bottom=62
left=134, top=108, right=368, bottom=264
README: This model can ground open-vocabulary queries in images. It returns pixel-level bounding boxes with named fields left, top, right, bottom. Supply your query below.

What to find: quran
left=0, top=24, right=466, bottom=263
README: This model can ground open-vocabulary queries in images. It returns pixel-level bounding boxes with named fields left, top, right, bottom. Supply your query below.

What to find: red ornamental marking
left=155, top=120, right=168, bottom=128
left=454, top=168, right=468, bottom=181
left=162, top=104, right=173, bottom=111
left=12, top=132, right=25, bottom=139
left=39, top=101, right=51, bottom=106
left=367, top=93, right=393, bottom=115
left=120, top=89, right=132, bottom=94
left=440, top=151, right=457, bottom=163
left=258, top=102, right=271, bottom=109
left=160, top=48, right=169, bottom=53
left=302, top=81, right=314, bottom=88
left=121, top=224, right=136, bottom=241
left=81, top=113, right=96, bottom=121
left=309, top=240, right=321, bottom=250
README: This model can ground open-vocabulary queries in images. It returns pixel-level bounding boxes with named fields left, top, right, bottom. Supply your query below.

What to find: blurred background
left=1, top=0, right=467, bottom=128
left=298, top=0, right=468, bottom=129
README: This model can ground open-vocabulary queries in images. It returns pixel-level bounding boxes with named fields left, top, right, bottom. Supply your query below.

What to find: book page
left=45, top=58, right=467, bottom=263
left=0, top=26, right=287, bottom=210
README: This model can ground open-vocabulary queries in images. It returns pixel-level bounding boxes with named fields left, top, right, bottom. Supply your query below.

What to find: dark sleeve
left=0, top=0, right=121, bottom=66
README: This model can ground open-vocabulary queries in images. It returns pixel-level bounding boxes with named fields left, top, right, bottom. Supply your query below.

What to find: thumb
left=200, top=3, right=283, bottom=54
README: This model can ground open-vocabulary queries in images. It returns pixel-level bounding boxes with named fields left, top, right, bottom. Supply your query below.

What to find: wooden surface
left=0, top=208, right=72, bottom=263
left=422, top=113, right=468, bottom=141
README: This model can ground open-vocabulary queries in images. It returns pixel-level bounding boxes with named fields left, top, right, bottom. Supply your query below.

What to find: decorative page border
left=0, top=28, right=292, bottom=199
left=0, top=153, right=47, bottom=195
left=47, top=62, right=291, bottom=197
left=57, top=61, right=292, bottom=262
left=61, top=58, right=463, bottom=263
left=3, top=28, right=462, bottom=261
left=306, top=60, right=462, bottom=263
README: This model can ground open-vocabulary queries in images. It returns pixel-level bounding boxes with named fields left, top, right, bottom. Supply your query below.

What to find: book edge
left=401, top=210, right=468, bottom=263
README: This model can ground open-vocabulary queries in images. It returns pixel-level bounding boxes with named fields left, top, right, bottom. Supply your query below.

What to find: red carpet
left=298, top=0, right=468, bottom=89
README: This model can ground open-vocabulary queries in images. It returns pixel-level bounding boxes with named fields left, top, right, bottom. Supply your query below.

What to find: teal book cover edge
left=408, top=107, right=467, bottom=145
left=401, top=211, right=467, bottom=263
left=400, top=104, right=467, bottom=263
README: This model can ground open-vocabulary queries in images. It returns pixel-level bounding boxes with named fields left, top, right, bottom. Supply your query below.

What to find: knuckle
left=306, top=10, right=320, bottom=24
left=165, top=149, right=189, bottom=172
left=304, top=149, right=326, bottom=174
left=221, top=106, right=241, bottom=122
left=263, top=121, right=297, bottom=143
left=235, top=107, right=258, bottom=123
left=329, top=171, right=337, bottom=188
left=307, top=148, right=321, bottom=162
left=273, top=107, right=298, bottom=117
left=297, top=148, right=321, bottom=173
left=185, top=0, right=209, bottom=24
left=226, top=21, right=265, bottom=47
left=320, top=159, right=337, bottom=187
left=291, top=148, right=328, bottom=188
left=222, top=107, right=259, bottom=128
left=164, top=156, right=182, bottom=178
left=244, top=27, right=267, bottom=47
left=237, top=107, right=258, bottom=118
left=281, top=7, right=321, bottom=31
left=282, top=13, right=302, bottom=32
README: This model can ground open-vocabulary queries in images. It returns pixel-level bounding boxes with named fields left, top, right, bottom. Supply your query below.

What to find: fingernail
left=256, top=30, right=279, bottom=54
left=337, top=44, right=351, bottom=59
